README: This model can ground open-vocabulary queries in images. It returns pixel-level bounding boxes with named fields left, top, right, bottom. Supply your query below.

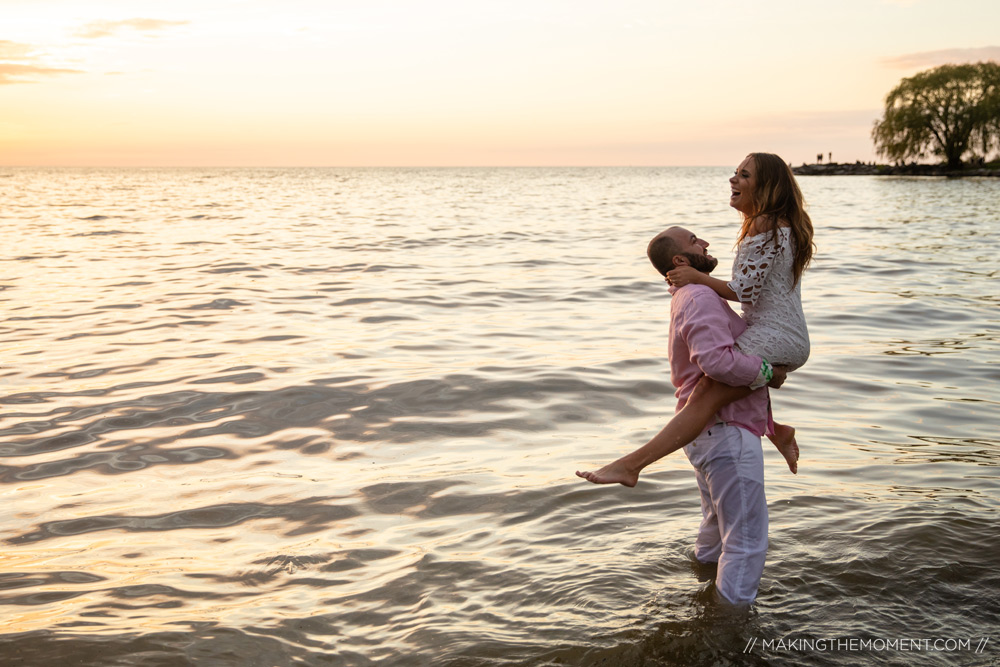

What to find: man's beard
left=681, top=252, right=718, bottom=274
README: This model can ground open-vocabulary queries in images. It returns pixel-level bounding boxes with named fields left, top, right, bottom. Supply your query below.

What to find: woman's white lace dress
left=727, top=227, right=810, bottom=371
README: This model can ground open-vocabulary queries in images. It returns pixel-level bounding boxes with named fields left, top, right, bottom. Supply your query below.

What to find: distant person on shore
left=577, top=224, right=786, bottom=604
left=577, top=153, right=813, bottom=486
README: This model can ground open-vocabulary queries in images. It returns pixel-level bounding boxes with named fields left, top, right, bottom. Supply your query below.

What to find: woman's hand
left=666, top=265, right=704, bottom=287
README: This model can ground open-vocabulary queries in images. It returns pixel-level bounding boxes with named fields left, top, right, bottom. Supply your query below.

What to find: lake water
left=1, top=167, right=997, bottom=666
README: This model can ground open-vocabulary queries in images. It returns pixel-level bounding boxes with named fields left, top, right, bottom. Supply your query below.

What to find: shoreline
left=793, top=162, right=1000, bottom=177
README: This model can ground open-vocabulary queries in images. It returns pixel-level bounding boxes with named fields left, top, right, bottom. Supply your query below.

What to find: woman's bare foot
left=768, top=424, right=798, bottom=474
left=575, top=459, right=639, bottom=487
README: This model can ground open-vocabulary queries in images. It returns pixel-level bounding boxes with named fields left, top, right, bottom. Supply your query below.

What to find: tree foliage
left=872, top=62, right=1000, bottom=169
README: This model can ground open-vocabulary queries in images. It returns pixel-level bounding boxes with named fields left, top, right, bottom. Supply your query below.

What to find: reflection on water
left=1, top=168, right=998, bottom=665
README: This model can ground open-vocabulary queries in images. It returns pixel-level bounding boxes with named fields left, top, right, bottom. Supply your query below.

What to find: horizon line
left=1, top=163, right=847, bottom=169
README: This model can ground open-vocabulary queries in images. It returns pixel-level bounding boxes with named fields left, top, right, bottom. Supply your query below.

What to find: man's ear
left=672, top=255, right=691, bottom=268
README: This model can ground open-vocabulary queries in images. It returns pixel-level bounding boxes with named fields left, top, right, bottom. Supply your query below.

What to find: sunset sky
left=2, top=0, right=999, bottom=166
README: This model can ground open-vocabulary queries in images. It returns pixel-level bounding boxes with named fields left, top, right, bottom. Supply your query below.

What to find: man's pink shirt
left=667, top=284, right=770, bottom=437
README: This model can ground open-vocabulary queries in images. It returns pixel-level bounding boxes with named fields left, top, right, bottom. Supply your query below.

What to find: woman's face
left=729, top=156, right=757, bottom=214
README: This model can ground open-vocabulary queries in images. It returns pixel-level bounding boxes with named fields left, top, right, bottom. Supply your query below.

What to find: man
left=576, top=226, right=785, bottom=605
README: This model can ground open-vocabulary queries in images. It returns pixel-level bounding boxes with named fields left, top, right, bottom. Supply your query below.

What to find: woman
left=577, top=153, right=814, bottom=485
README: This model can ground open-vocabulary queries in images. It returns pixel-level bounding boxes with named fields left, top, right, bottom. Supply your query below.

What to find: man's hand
left=768, top=365, right=788, bottom=389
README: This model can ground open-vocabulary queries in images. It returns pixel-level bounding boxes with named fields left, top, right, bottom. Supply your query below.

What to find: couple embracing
left=577, top=152, right=815, bottom=606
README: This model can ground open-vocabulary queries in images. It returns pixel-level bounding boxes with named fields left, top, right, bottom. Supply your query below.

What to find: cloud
left=0, top=63, right=83, bottom=85
left=0, top=40, right=36, bottom=60
left=77, top=18, right=190, bottom=39
left=882, top=46, right=1000, bottom=69
left=0, top=40, right=82, bottom=84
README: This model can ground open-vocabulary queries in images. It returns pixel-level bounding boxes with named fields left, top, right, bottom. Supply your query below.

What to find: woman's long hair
left=738, top=152, right=815, bottom=284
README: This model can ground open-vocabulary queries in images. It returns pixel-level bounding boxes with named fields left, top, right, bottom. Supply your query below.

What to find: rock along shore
left=792, top=162, right=1000, bottom=177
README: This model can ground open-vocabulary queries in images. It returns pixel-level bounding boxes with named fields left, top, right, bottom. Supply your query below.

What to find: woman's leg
left=733, top=332, right=804, bottom=474
left=576, top=377, right=751, bottom=486
left=766, top=424, right=798, bottom=474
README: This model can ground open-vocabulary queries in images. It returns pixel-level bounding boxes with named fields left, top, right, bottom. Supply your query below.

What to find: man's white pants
left=683, top=422, right=768, bottom=605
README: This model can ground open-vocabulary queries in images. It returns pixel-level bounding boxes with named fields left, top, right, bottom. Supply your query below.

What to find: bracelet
left=749, top=358, right=773, bottom=390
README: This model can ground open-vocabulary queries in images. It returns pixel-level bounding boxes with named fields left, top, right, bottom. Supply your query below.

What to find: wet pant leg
left=684, top=423, right=768, bottom=604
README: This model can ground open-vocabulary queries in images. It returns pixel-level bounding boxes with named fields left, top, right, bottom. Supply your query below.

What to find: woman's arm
left=666, top=266, right=739, bottom=301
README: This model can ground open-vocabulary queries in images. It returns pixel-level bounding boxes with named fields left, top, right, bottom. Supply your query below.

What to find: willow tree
left=872, top=62, right=1000, bottom=169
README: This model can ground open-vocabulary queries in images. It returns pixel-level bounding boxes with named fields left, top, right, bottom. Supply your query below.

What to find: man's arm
left=674, top=288, right=764, bottom=387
